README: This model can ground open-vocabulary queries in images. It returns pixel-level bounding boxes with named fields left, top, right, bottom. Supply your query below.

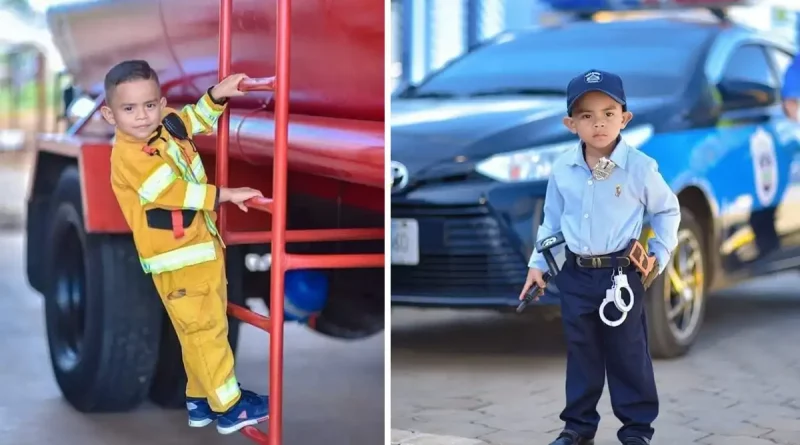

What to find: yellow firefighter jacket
left=110, top=91, right=228, bottom=275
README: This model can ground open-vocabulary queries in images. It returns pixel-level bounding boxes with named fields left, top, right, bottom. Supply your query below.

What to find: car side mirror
left=717, top=78, right=777, bottom=111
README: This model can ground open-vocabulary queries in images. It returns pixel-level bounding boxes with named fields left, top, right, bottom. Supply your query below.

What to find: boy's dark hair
left=104, top=60, right=160, bottom=102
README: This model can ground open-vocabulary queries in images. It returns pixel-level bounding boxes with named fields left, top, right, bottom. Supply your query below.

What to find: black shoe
left=622, top=438, right=650, bottom=445
left=549, top=430, right=595, bottom=445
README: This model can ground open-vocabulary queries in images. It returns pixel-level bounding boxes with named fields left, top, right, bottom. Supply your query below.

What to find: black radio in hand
left=516, top=231, right=565, bottom=313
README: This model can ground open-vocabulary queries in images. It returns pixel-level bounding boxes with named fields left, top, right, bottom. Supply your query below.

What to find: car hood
left=390, top=95, right=673, bottom=179
left=391, top=96, right=564, bottom=160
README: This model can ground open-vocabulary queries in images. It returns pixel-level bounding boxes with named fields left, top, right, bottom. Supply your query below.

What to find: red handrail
left=214, top=1, right=383, bottom=444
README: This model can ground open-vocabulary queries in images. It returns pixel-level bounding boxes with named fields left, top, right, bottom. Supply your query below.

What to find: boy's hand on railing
left=220, top=187, right=263, bottom=212
left=211, top=73, right=251, bottom=100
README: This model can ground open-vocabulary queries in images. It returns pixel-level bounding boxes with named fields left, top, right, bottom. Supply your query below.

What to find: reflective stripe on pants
left=139, top=241, right=217, bottom=275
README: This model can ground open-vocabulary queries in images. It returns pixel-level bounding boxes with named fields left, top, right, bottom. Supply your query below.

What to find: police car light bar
left=543, top=0, right=753, bottom=12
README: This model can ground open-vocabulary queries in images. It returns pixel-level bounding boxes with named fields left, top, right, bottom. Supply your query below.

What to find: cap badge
left=585, top=71, right=602, bottom=83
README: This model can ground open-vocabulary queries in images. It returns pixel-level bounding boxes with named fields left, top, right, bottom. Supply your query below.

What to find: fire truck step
left=244, top=197, right=274, bottom=213
left=224, top=228, right=384, bottom=245
left=286, top=253, right=384, bottom=270
left=240, top=425, right=269, bottom=443
left=238, top=76, right=275, bottom=92
left=227, top=302, right=271, bottom=332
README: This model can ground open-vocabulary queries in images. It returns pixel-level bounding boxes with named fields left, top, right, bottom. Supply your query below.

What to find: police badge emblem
left=592, top=157, right=616, bottom=181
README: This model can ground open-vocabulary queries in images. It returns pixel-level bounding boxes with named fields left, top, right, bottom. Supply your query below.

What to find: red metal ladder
left=214, top=1, right=384, bottom=444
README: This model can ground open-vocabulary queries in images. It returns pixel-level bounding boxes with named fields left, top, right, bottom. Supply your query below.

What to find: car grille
left=391, top=204, right=529, bottom=297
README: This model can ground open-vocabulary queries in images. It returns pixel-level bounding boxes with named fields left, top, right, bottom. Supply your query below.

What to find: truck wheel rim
left=53, top=224, right=86, bottom=372
left=663, top=228, right=705, bottom=343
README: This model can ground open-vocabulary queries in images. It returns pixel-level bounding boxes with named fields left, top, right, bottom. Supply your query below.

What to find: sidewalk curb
left=391, top=429, right=489, bottom=445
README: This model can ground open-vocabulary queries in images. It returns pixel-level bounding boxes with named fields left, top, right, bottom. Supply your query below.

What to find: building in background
left=391, top=0, right=543, bottom=91
left=390, top=0, right=800, bottom=93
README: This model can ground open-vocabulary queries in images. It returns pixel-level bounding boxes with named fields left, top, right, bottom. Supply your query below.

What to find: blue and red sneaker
left=186, top=397, right=218, bottom=427
left=216, top=389, right=270, bottom=435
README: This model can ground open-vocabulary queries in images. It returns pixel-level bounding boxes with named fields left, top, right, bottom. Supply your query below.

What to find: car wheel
left=645, top=206, right=708, bottom=359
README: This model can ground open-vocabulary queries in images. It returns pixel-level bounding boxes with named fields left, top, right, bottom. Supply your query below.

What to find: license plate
left=391, top=218, right=419, bottom=266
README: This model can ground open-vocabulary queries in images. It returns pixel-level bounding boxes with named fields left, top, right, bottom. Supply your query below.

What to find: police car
left=390, top=5, right=800, bottom=359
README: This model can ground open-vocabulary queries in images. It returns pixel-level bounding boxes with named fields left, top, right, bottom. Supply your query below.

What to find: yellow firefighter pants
left=151, top=241, right=242, bottom=413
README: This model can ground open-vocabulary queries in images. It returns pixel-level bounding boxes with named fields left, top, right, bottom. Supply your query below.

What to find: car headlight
left=475, top=125, right=655, bottom=182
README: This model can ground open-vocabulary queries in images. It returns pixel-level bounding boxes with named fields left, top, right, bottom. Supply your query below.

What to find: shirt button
left=587, top=180, right=593, bottom=185
left=584, top=213, right=589, bottom=218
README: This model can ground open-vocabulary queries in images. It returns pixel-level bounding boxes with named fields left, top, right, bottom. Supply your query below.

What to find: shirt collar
left=569, top=135, right=629, bottom=170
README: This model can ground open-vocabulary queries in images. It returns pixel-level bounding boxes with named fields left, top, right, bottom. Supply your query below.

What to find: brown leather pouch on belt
left=624, top=240, right=659, bottom=289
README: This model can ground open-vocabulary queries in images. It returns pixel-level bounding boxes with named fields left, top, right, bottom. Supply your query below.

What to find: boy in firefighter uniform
left=103, top=60, right=267, bottom=435
left=520, top=70, right=680, bottom=445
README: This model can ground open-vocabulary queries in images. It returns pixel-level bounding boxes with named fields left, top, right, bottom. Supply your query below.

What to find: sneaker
left=216, top=389, right=269, bottom=435
left=186, top=397, right=218, bottom=427
left=549, top=430, right=595, bottom=445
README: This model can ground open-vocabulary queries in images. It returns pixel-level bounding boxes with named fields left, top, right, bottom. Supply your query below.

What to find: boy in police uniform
left=520, top=70, right=680, bottom=445
left=103, top=60, right=268, bottom=435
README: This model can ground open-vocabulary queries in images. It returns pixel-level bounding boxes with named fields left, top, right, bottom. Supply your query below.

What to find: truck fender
left=27, top=138, right=130, bottom=294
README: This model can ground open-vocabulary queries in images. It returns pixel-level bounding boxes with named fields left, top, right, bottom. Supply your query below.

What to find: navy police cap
left=566, top=69, right=626, bottom=113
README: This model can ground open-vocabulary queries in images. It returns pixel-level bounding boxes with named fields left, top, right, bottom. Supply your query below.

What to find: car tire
left=645, top=206, right=708, bottom=359
left=43, top=166, right=162, bottom=412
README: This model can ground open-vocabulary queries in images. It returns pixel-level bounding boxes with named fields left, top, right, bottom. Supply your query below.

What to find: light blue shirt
left=528, top=138, right=680, bottom=274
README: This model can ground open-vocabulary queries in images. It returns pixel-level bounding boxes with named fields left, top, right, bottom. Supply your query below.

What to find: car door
left=714, top=42, right=800, bottom=273
left=763, top=44, right=800, bottom=257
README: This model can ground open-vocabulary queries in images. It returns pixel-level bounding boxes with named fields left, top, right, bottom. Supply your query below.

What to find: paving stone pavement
left=391, top=276, right=800, bottom=445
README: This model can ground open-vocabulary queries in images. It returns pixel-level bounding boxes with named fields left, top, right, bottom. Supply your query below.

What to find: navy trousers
left=555, top=252, right=659, bottom=441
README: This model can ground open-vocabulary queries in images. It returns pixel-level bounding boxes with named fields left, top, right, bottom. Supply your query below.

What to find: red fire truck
left=22, top=0, right=384, bottom=443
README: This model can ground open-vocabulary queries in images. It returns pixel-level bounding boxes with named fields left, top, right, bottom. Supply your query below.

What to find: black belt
left=567, top=249, right=631, bottom=269
left=575, top=256, right=630, bottom=268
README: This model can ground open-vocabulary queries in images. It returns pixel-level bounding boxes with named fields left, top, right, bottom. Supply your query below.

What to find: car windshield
left=405, top=22, right=715, bottom=99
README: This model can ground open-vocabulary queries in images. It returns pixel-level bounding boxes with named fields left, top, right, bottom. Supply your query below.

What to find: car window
left=765, top=46, right=795, bottom=81
left=406, top=22, right=715, bottom=99
left=721, top=45, right=779, bottom=91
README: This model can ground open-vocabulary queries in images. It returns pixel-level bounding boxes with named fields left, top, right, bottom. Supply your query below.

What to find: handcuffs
left=599, top=267, right=634, bottom=327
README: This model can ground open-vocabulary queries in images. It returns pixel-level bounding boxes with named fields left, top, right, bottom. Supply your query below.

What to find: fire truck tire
left=147, top=246, right=245, bottom=409
left=311, top=268, right=384, bottom=339
left=43, top=166, right=162, bottom=413
left=645, top=206, right=708, bottom=359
